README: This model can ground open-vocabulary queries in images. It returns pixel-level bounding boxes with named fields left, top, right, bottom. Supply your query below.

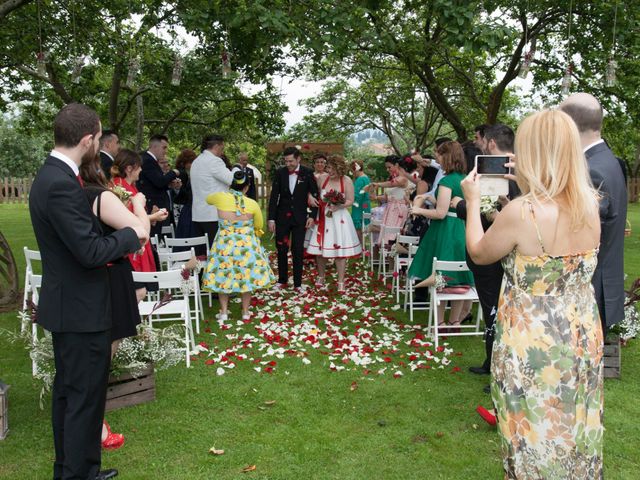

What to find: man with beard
left=29, top=104, right=146, bottom=480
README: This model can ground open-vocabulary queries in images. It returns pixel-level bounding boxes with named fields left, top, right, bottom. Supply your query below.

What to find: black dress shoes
left=96, top=469, right=118, bottom=480
left=469, top=365, right=491, bottom=375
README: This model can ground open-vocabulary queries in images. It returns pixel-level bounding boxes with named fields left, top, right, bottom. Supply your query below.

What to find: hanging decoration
left=221, top=48, right=232, bottom=78
left=561, top=65, right=572, bottom=95
left=126, top=57, right=140, bottom=88
left=36, top=0, right=46, bottom=77
left=606, top=1, right=619, bottom=87
left=71, top=56, right=85, bottom=84
left=171, top=55, right=183, bottom=86
left=561, top=0, right=574, bottom=96
left=519, top=40, right=537, bottom=80
left=36, top=52, right=47, bottom=76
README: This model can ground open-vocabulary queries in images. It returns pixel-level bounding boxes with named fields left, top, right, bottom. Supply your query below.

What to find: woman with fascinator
left=202, top=171, right=275, bottom=320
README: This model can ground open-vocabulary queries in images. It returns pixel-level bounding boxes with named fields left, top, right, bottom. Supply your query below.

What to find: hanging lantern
left=125, top=56, right=140, bottom=88
left=519, top=50, right=534, bottom=79
left=606, top=58, right=617, bottom=87
left=171, top=55, right=183, bottom=86
left=221, top=49, right=232, bottom=78
left=36, top=52, right=47, bottom=76
left=71, top=56, right=85, bottom=84
left=561, top=66, right=572, bottom=95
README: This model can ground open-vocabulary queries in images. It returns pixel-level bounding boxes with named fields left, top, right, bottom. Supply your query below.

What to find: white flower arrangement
left=434, top=272, right=448, bottom=292
left=3, top=305, right=185, bottom=408
left=479, top=195, right=499, bottom=216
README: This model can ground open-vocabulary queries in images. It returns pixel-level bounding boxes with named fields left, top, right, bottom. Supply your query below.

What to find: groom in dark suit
left=29, top=104, right=145, bottom=480
left=268, top=146, right=319, bottom=290
left=561, top=93, right=628, bottom=332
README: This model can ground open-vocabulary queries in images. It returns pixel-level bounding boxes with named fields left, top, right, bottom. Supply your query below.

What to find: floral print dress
left=492, top=202, right=603, bottom=479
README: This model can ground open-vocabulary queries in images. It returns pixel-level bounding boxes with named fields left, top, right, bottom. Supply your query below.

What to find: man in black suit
left=455, top=124, right=518, bottom=387
left=561, top=93, right=628, bottom=332
left=98, top=130, right=120, bottom=180
left=29, top=104, right=145, bottom=480
left=232, top=152, right=257, bottom=200
left=136, top=134, right=181, bottom=237
left=268, top=146, right=319, bottom=290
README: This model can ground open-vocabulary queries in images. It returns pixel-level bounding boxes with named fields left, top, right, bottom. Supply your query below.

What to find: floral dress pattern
left=202, top=191, right=275, bottom=294
left=492, top=204, right=603, bottom=479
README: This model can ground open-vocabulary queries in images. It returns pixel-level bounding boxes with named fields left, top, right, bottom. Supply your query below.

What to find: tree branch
left=0, top=0, right=32, bottom=20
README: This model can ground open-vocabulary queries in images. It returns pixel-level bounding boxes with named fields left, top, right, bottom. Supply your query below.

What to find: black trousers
left=51, top=330, right=111, bottom=480
left=469, top=260, right=503, bottom=370
left=193, top=221, right=219, bottom=256
left=276, top=221, right=306, bottom=287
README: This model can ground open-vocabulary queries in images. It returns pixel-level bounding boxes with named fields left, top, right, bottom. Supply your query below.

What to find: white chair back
left=164, top=235, right=209, bottom=253
left=428, top=257, right=483, bottom=348
left=160, top=224, right=175, bottom=238
left=132, top=269, right=195, bottom=367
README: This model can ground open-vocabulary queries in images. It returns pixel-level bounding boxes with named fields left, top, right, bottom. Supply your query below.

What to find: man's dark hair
left=200, top=134, right=224, bottom=152
left=434, top=137, right=452, bottom=147
left=283, top=146, right=301, bottom=159
left=474, top=124, right=489, bottom=138
left=484, top=123, right=515, bottom=153
left=53, top=103, right=100, bottom=148
left=559, top=104, right=603, bottom=133
left=149, top=134, right=169, bottom=146
left=462, top=141, right=483, bottom=174
left=100, top=129, right=117, bottom=147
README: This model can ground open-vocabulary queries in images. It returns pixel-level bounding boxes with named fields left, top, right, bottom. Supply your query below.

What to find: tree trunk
left=0, top=229, right=19, bottom=307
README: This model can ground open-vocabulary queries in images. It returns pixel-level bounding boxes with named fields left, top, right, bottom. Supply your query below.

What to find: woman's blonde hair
left=327, top=154, right=348, bottom=177
left=514, top=109, right=599, bottom=230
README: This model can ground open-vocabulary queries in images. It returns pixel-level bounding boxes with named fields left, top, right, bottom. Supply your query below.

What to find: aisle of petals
left=191, top=256, right=458, bottom=376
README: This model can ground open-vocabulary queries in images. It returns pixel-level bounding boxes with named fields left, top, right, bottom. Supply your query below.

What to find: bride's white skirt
left=306, top=208, right=362, bottom=258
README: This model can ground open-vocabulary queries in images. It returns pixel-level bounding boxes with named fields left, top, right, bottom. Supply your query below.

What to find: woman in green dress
left=408, top=141, right=474, bottom=327
left=350, top=159, right=371, bottom=244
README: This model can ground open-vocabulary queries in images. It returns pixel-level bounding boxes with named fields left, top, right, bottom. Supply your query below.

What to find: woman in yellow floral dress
left=461, top=110, right=603, bottom=479
left=203, top=171, right=275, bottom=321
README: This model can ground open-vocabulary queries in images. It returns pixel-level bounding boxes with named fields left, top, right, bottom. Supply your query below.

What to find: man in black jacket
left=98, top=130, right=119, bottom=180
left=29, top=104, right=145, bottom=480
left=268, top=146, right=319, bottom=290
left=137, top=134, right=181, bottom=237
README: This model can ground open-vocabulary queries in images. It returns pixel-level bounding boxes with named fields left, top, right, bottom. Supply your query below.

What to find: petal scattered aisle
left=192, top=255, right=458, bottom=375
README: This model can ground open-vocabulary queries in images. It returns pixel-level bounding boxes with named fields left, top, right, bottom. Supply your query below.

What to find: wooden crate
left=105, top=365, right=155, bottom=412
left=603, top=336, right=621, bottom=379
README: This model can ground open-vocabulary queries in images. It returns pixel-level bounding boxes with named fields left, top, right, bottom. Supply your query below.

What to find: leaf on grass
left=264, top=400, right=276, bottom=406
left=208, top=447, right=225, bottom=455
left=435, top=431, right=444, bottom=438
left=241, top=465, right=256, bottom=473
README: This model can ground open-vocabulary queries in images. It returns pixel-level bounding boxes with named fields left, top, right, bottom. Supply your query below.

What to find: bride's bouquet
left=323, top=189, right=346, bottom=217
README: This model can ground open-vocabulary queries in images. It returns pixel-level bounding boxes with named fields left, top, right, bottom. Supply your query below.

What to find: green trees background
left=0, top=0, right=638, bottom=176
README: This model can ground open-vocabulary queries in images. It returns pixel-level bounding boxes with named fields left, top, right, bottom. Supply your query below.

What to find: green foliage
left=0, top=116, right=49, bottom=177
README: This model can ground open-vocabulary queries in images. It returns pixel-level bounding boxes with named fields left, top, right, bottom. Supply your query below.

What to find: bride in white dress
left=306, top=155, right=362, bottom=291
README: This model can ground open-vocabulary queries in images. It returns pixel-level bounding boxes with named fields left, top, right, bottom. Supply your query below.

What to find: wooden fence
left=2, top=176, right=640, bottom=204
left=0, top=177, right=273, bottom=206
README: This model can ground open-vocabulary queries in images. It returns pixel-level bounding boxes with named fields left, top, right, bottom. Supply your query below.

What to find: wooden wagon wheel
left=0, top=229, right=19, bottom=306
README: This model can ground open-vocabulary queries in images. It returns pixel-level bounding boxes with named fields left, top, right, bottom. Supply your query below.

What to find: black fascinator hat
left=231, top=170, right=247, bottom=191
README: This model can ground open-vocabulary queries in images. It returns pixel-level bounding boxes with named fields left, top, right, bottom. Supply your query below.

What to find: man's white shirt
left=190, top=150, right=234, bottom=222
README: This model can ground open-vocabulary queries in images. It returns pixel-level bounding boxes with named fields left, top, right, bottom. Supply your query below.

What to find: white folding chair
left=427, top=258, right=483, bottom=348
left=157, top=248, right=204, bottom=332
left=164, top=235, right=211, bottom=306
left=24, top=271, right=45, bottom=376
left=393, top=235, right=420, bottom=304
left=405, top=246, right=431, bottom=323
left=151, top=235, right=170, bottom=255
left=23, top=247, right=41, bottom=310
left=132, top=270, right=195, bottom=367
left=361, top=212, right=372, bottom=261
left=377, top=225, right=401, bottom=279
left=160, top=224, right=175, bottom=239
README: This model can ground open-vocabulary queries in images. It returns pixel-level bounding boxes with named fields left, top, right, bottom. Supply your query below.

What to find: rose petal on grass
left=241, top=465, right=257, bottom=473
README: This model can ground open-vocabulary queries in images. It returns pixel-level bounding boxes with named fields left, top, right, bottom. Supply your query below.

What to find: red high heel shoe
left=102, top=420, right=125, bottom=450
left=476, top=406, right=497, bottom=426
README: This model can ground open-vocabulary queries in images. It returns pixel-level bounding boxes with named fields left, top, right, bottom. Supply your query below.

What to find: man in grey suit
left=560, top=92, right=628, bottom=332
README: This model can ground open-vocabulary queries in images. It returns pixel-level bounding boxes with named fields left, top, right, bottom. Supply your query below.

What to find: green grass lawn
left=0, top=203, right=639, bottom=479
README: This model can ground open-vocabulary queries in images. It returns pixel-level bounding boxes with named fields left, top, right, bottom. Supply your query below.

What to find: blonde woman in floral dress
left=203, top=171, right=275, bottom=320
left=462, top=110, right=603, bottom=479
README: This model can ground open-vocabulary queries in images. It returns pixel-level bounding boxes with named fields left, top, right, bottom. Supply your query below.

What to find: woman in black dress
left=80, top=154, right=150, bottom=450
